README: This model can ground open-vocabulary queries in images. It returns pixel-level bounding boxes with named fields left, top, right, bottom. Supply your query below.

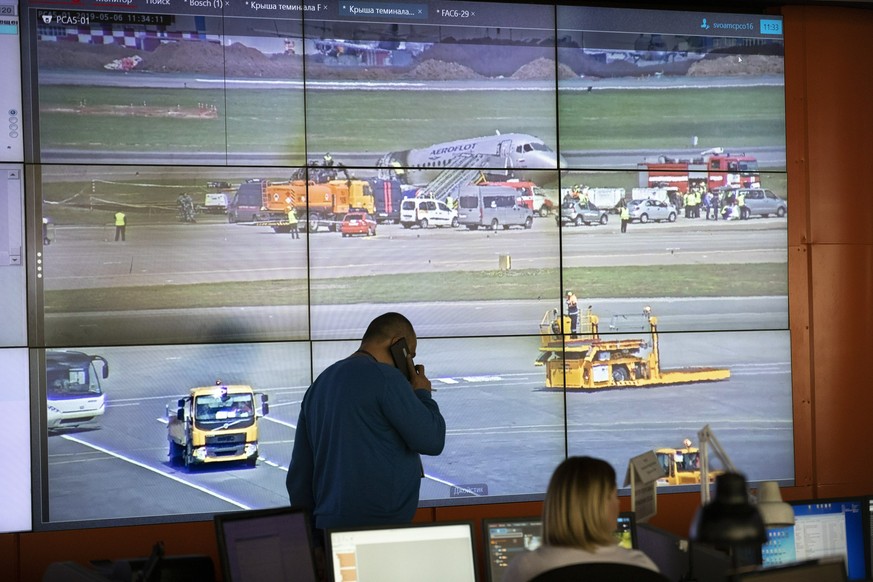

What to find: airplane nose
left=527, top=151, right=565, bottom=170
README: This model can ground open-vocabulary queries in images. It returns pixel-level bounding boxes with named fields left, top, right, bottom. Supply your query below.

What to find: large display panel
left=13, top=0, right=790, bottom=532
left=558, top=170, right=788, bottom=333
left=22, top=0, right=306, bottom=166
left=30, top=164, right=311, bottom=347
left=565, top=328, right=794, bottom=483
left=36, top=341, right=313, bottom=527
left=0, top=0, right=23, bottom=161
left=0, top=348, right=32, bottom=533
left=302, top=1, right=560, bottom=176
left=0, top=162, right=26, bottom=346
left=556, top=7, right=785, bottom=170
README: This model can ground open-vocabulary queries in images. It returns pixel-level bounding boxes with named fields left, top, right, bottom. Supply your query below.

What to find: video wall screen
left=0, top=348, right=31, bottom=533
left=1, top=163, right=26, bottom=346
left=0, top=0, right=23, bottom=161
left=9, top=0, right=790, bottom=532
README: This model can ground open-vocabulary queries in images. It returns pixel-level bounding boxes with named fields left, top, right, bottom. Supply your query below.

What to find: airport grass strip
left=38, top=85, right=784, bottom=153
left=45, top=263, right=786, bottom=312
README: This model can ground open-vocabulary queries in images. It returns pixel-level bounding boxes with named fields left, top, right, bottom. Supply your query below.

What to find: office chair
left=529, top=562, right=671, bottom=582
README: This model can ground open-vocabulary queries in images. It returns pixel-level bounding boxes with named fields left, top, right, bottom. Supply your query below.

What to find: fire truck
left=535, top=306, right=730, bottom=390
left=637, top=147, right=761, bottom=193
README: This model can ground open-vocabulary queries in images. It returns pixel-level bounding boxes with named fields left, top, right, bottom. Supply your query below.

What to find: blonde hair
left=542, top=456, right=618, bottom=551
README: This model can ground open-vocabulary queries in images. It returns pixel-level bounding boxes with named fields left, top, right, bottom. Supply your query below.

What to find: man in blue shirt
left=287, top=312, right=446, bottom=534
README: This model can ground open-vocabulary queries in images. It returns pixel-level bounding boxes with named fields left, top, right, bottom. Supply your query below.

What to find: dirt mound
left=37, top=36, right=784, bottom=81
left=512, top=57, right=576, bottom=80
left=417, top=43, right=554, bottom=77
left=136, top=40, right=223, bottom=74
left=38, top=39, right=304, bottom=78
left=38, top=41, right=136, bottom=70
left=403, top=59, right=484, bottom=80
left=688, top=54, right=784, bottom=76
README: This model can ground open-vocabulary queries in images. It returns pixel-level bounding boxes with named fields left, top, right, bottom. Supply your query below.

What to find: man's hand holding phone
left=410, top=362, right=432, bottom=392
left=390, top=338, right=433, bottom=392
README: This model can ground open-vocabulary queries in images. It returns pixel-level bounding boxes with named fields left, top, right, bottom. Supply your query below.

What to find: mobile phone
left=389, top=338, right=414, bottom=381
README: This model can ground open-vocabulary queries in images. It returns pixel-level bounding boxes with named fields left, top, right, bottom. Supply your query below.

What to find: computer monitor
left=616, top=511, right=639, bottom=550
left=636, top=522, right=731, bottom=582
left=868, top=497, right=873, bottom=580
left=214, top=506, right=318, bottom=582
left=760, top=497, right=868, bottom=580
left=483, top=516, right=543, bottom=582
left=325, top=521, right=477, bottom=582
left=482, top=512, right=638, bottom=582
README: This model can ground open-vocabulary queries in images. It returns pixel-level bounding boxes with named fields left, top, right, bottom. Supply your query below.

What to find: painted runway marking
left=60, top=434, right=251, bottom=509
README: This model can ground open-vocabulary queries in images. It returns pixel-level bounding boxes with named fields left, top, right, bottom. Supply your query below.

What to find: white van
left=400, top=197, right=459, bottom=229
left=457, top=185, right=534, bottom=230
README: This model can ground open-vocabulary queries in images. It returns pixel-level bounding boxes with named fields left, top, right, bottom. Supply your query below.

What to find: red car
left=340, top=212, right=377, bottom=237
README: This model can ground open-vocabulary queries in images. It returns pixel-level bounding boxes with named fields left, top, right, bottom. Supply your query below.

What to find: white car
left=400, top=198, right=459, bottom=229
left=627, top=199, right=678, bottom=223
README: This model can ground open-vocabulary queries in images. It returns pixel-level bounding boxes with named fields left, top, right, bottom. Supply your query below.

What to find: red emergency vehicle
left=637, top=148, right=760, bottom=193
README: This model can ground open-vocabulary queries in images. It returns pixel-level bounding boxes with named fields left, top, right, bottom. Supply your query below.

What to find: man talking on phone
left=287, top=312, right=446, bottom=535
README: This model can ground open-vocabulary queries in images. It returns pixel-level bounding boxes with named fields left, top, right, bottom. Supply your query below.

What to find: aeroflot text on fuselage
left=428, top=143, right=477, bottom=158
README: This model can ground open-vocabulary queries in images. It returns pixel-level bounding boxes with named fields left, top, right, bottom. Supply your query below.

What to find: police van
left=227, top=180, right=264, bottom=223
left=457, top=185, right=534, bottom=230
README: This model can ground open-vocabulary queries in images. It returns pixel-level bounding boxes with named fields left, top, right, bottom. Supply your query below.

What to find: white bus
left=46, top=350, right=109, bottom=430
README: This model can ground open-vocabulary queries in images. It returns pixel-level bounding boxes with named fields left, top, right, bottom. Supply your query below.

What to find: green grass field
left=44, top=263, right=786, bottom=312
left=39, top=83, right=784, bottom=154
left=557, top=86, right=785, bottom=150
left=39, top=81, right=787, bottom=310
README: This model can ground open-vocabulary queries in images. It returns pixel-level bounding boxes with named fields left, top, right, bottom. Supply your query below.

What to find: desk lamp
left=690, top=426, right=767, bottom=576
left=691, top=472, right=766, bottom=547
left=755, top=481, right=794, bottom=527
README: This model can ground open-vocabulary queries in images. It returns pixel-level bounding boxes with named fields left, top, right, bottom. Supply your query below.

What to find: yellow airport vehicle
left=654, top=440, right=722, bottom=486
left=535, top=307, right=730, bottom=390
left=167, top=381, right=269, bottom=468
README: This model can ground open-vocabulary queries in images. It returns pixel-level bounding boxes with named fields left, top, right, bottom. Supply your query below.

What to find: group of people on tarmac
left=682, top=185, right=706, bottom=218
left=315, top=153, right=352, bottom=183
left=681, top=185, right=747, bottom=221
left=716, top=189, right=747, bottom=220
left=562, top=184, right=591, bottom=206
left=176, top=193, right=196, bottom=223
left=558, top=181, right=752, bottom=225
left=288, top=153, right=352, bottom=184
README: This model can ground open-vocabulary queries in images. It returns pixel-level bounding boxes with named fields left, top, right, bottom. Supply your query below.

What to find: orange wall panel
left=17, top=521, right=220, bottom=582
left=0, top=534, right=20, bottom=582
left=809, top=243, right=873, bottom=497
left=801, top=8, right=873, bottom=245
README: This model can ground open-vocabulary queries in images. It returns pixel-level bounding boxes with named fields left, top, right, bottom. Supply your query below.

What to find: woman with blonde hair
left=503, top=456, right=659, bottom=581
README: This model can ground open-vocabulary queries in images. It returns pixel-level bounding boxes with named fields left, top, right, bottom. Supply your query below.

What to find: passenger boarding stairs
left=419, top=153, right=499, bottom=201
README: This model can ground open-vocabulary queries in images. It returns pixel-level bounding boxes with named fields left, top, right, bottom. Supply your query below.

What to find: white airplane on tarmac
left=376, top=131, right=567, bottom=185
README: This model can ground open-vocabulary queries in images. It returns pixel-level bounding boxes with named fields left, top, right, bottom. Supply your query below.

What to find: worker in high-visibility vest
left=566, top=290, right=579, bottom=337
left=114, top=211, right=126, bottom=242
left=620, top=204, right=630, bottom=233
left=287, top=207, right=300, bottom=239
